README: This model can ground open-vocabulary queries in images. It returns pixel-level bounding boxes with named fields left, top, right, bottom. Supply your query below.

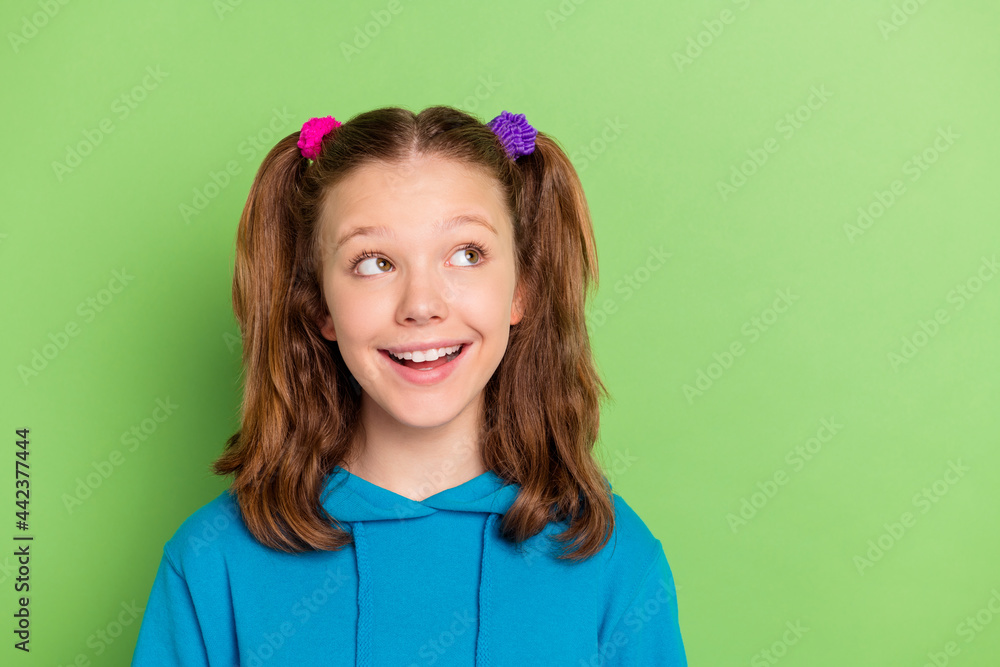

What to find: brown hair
left=213, top=105, right=614, bottom=561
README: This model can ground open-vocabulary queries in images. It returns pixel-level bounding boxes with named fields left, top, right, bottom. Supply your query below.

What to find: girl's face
left=316, top=155, right=524, bottom=433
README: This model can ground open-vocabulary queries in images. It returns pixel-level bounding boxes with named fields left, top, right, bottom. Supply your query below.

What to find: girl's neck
left=342, top=395, right=487, bottom=502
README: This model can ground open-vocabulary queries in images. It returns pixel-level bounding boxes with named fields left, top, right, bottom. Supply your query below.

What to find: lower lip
left=379, top=344, right=470, bottom=386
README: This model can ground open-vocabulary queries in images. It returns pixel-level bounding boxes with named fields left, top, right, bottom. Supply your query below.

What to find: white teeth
left=388, top=344, right=462, bottom=362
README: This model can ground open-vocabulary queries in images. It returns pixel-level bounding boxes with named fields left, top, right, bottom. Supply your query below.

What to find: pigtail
left=484, top=132, right=616, bottom=561
left=213, top=133, right=355, bottom=553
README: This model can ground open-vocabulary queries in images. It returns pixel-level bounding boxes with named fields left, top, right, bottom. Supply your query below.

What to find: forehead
left=326, top=155, right=502, bottom=209
left=318, top=156, right=511, bottom=246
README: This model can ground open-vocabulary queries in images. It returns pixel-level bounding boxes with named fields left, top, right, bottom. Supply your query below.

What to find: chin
left=393, top=413, right=461, bottom=430
left=372, top=395, right=462, bottom=427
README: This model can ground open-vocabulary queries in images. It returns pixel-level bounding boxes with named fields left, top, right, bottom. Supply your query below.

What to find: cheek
left=325, top=282, right=378, bottom=340
left=450, top=279, right=513, bottom=329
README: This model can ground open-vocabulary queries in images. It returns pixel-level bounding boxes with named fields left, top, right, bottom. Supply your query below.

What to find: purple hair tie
left=488, top=111, right=537, bottom=161
left=298, top=115, right=342, bottom=159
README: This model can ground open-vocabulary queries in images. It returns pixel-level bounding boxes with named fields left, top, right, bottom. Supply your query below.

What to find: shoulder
left=546, top=489, right=665, bottom=565
left=606, top=491, right=662, bottom=561
left=585, top=489, right=667, bottom=580
left=159, top=487, right=259, bottom=576
left=597, top=491, right=687, bottom=659
left=594, top=490, right=678, bottom=624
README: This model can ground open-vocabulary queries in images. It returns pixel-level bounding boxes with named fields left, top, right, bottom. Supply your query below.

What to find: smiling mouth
left=382, top=344, right=466, bottom=369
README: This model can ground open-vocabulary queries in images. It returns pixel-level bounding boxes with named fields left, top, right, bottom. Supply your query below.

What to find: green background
left=3, top=0, right=999, bottom=665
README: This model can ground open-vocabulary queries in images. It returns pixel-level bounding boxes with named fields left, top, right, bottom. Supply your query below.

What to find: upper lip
left=380, top=340, right=470, bottom=355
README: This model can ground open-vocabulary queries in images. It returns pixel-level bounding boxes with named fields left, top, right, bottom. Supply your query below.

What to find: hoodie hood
left=319, top=465, right=521, bottom=666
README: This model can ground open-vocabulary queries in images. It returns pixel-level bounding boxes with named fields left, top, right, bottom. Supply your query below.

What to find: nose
left=395, top=263, right=455, bottom=324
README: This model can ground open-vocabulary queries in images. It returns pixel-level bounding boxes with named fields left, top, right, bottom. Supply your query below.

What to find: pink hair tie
left=297, top=115, right=341, bottom=159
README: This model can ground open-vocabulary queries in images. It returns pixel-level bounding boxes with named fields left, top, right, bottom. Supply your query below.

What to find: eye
left=351, top=250, right=393, bottom=276
left=450, top=243, right=489, bottom=267
left=349, top=243, right=491, bottom=277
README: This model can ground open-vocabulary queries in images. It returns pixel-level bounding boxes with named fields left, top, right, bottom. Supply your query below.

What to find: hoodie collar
left=321, top=465, right=518, bottom=667
left=320, top=465, right=520, bottom=521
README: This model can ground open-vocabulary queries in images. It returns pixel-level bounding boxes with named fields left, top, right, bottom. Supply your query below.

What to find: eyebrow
left=333, top=214, right=498, bottom=254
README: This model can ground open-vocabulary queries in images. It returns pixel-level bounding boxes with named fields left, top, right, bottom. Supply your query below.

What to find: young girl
left=131, top=106, right=687, bottom=666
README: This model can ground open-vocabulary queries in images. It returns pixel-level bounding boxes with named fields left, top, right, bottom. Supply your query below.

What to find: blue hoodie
left=131, top=465, right=687, bottom=665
